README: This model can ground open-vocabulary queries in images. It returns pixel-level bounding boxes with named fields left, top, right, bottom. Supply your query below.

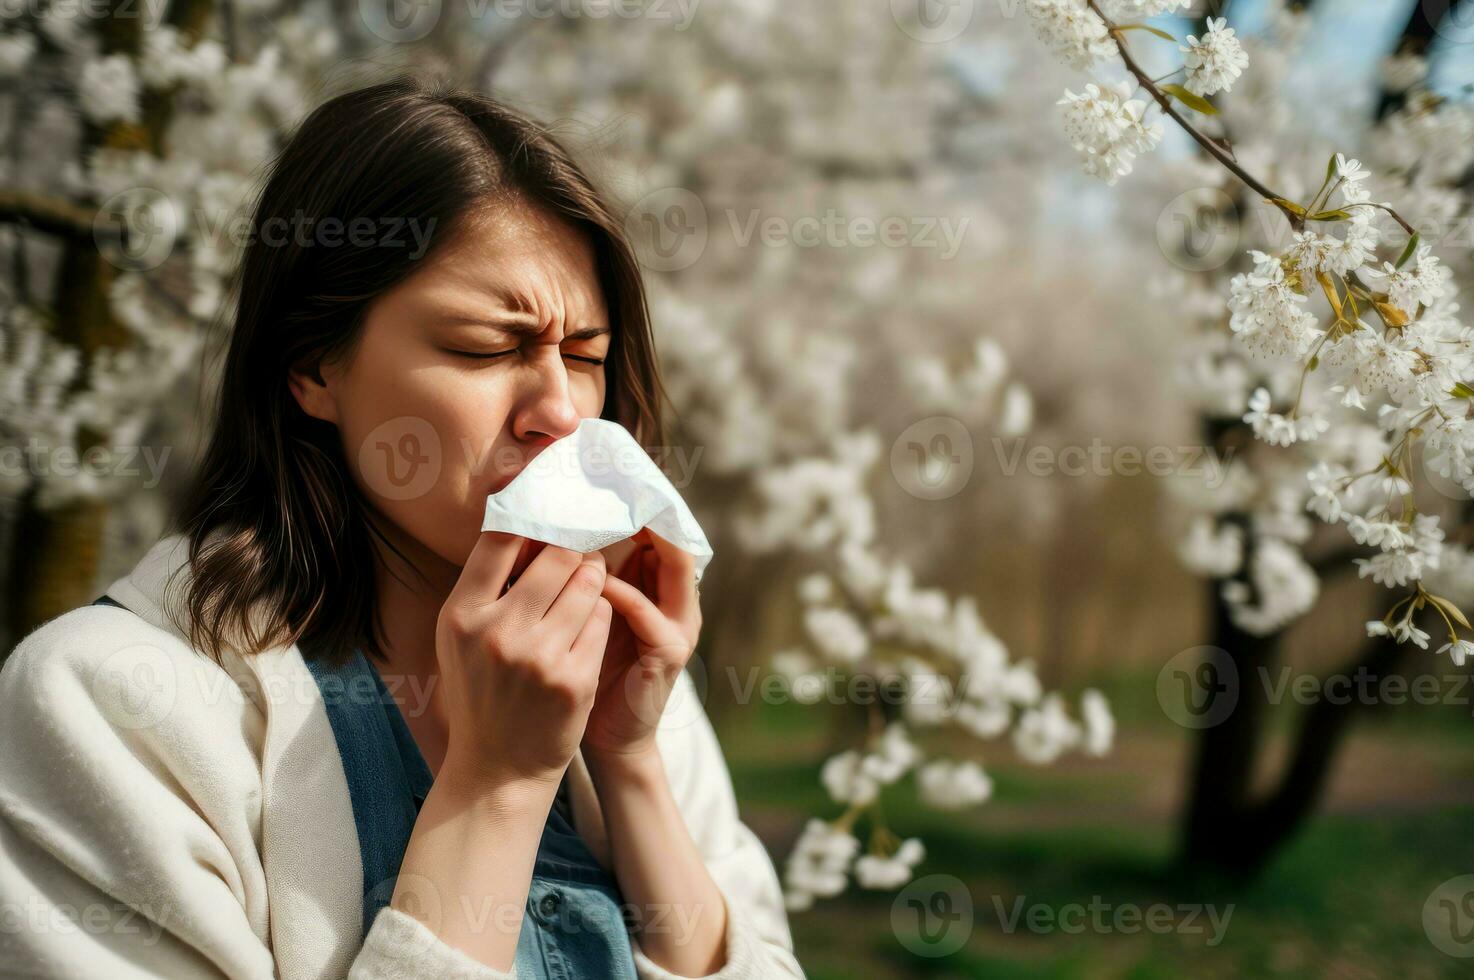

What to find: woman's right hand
left=434, top=530, right=613, bottom=792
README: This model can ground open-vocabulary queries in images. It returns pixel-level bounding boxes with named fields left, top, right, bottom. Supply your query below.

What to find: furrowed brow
left=433, top=313, right=610, bottom=341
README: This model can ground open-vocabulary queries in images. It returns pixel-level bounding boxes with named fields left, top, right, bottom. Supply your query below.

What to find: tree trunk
left=1233, top=632, right=1413, bottom=867
left=1179, top=541, right=1284, bottom=871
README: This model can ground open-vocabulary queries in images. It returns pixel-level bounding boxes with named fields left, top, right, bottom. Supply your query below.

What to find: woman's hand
left=582, top=529, right=703, bottom=762
left=435, top=530, right=613, bottom=792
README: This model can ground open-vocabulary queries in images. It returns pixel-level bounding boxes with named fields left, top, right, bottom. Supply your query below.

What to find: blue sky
left=1221, top=0, right=1474, bottom=103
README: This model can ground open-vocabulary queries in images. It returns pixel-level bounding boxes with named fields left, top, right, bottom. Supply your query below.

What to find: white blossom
left=804, top=607, right=870, bottom=663
left=1080, top=689, right=1115, bottom=756
left=1335, top=153, right=1371, bottom=186
left=1099, top=0, right=1192, bottom=16
left=79, top=56, right=142, bottom=126
left=1228, top=253, right=1319, bottom=361
left=917, top=759, right=994, bottom=809
left=1322, top=329, right=1422, bottom=405
left=1393, top=617, right=1431, bottom=649
left=798, top=572, right=834, bottom=605
left=1306, top=461, right=1350, bottom=522
left=140, top=27, right=228, bottom=89
left=1243, top=387, right=1328, bottom=446
left=1438, top=638, right=1474, bottom=667
left=1222, top=537, right=1320, bottom=635
left=1013, top=694, right=1082, bottom=764
left=1353, top=513, right=1443, bottom=587
left=855, top=838, right=925, bottom=889
left=1181, top=18, right=1249, bottom=97
left=1177, top=516, right=1244, bottom=577
left=821, top=750, right=878, bottom=806
left=1025, top=0, right=1118, bottom=72
left=1362, top=243, right=1452, bottom=318
left=783, top=819, right=860, bottom=909
left=0, top=31, right=37, bottom=78
left=1056, top=80, right=1164, bottom=185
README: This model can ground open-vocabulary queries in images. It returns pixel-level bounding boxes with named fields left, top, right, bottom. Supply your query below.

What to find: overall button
left=539, top=891, right=562, bottom=919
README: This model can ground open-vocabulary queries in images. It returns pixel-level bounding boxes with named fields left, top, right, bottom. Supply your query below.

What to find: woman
left=0, top=76, right=803, bottom=980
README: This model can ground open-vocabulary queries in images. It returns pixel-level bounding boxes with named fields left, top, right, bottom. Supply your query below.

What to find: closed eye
left=446, top=348, right=516, bottom=360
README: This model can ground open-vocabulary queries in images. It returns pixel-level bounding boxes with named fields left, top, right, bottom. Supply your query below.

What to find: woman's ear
left=287, top=360, right=339, bottom=425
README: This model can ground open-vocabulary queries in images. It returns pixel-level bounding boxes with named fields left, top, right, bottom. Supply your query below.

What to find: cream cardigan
left=0, top=533, right=804, bottom=979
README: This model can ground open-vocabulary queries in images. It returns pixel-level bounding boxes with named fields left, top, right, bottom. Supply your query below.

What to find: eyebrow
left=434, top=312, right=612, bottom=342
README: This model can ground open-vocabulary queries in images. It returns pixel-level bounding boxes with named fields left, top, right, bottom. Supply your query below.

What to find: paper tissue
left=481, top=417, right=714, bottom=585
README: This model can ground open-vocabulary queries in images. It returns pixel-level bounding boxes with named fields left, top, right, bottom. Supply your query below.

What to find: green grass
left=721, top=697, right=1474, bottom=979
left=765, top=804, right=1474, bottom=979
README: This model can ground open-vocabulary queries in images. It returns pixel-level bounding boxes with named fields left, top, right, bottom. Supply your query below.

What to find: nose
left=510, top=350, right=582, bottom=446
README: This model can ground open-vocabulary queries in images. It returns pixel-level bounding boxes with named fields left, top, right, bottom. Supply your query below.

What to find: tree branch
left=0, top=191, right=115, bottom=243
left=1084, top=0, right=1291, bottom=220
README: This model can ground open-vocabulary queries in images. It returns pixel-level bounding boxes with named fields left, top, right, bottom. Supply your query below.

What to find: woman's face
left=289, top=200, right=611, bottom=571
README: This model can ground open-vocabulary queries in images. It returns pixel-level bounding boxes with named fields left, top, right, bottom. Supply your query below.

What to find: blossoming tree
left=0, top=0, right=357, bottom=635
left=1025, top=0, right=1474, bottom=874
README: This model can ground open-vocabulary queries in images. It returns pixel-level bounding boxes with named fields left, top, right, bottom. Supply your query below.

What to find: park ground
left=720, top=664, right=1474, bottom=979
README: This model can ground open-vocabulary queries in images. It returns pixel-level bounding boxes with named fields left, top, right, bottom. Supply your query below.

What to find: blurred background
left=3, top=0, right=1474, bottom=976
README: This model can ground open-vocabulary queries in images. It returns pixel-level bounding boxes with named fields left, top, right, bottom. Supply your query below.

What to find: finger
left=640, top=549, right=657, bottom=600
left=616, top=542, right=651, bottom=583
left=538, top=552, right=608, bottom=646
left=449, top=530, right=526, bottom=609
left=506, top=538, right=548, bottom=591
left=602, top=573, right=680, bottom=648
left=502, top=544, right=589, bottom=621
left=569, top=596, right=614, bottom=674
left=645, top=532, right=697, bottom=621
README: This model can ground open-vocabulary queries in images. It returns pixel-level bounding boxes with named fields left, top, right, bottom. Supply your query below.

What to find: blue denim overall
left=90, top=595, right=639, bottom=980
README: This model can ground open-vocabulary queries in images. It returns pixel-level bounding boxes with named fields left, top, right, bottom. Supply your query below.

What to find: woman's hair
left=170, top=74, right=667, bottom=668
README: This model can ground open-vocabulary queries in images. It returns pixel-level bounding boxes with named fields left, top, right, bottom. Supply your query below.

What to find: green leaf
left=1161, top=84, right=1219, bottom=115
left=1451, top=381, right=1474, bottom=399
left=1325, top=153, right=1339, bottom=182
left=1308, top=209, right=1353, bottom=221
left=1269, top=197, right=1308, bottom=217
left=1427, top=593, right=1472, bottom=631
left=1118, top=23, right=1176, bottom=41
left=1308, top=355, right=1319, bottom=371
left=1395, top=232, right=1421, bottom=270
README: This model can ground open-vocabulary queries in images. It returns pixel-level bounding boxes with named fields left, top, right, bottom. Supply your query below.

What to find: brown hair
left=170, top=73, right=667, bottom=668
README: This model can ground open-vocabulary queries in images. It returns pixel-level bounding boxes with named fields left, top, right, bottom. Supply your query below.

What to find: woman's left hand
left=582, top=529, right=702, bottom=762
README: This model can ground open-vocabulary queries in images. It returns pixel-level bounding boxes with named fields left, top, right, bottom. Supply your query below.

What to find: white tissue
left=481, top=417, right=714, bottom=584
